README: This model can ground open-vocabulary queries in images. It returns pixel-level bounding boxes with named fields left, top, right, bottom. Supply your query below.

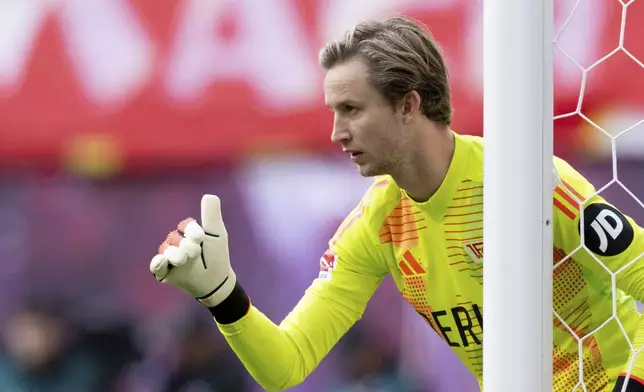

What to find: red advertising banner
left=1, top=0, right=643, bottom=172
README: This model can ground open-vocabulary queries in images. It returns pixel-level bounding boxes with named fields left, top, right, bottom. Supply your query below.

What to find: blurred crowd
left=0, top=301, right=418, bottom=392
left=2, top=1, right=644, bottom=391
left=0, top=166, right=431, bottom=392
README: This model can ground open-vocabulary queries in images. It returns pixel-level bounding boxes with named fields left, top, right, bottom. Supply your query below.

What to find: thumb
left=201, top=194, right=226, bottom=236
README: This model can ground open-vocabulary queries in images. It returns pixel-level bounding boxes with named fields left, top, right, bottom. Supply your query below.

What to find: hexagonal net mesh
left=553, top=1, right=644, bottom=391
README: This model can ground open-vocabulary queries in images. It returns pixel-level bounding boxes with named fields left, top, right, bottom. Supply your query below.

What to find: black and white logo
left=579, top=203, right=633, bottom=256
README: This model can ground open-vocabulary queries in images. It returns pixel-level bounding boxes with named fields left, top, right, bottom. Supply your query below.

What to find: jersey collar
left=403, top=131, right=472, bottom=220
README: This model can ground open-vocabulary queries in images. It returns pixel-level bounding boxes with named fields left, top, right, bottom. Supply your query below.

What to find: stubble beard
left=358, top=122, right=404, bottom=178
left=358, top=149, right=402, bottom=178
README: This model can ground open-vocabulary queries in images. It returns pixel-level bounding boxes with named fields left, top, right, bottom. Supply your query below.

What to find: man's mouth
left=348, top=151, right=363, bottom=162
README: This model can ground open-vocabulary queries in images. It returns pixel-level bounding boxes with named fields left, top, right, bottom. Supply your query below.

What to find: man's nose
left=330, top=115, right=351, bottom=144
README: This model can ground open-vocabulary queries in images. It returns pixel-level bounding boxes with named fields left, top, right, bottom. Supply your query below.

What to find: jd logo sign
left=580, top=203, right=634, bottom=257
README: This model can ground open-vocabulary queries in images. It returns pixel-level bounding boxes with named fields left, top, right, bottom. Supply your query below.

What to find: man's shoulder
left=462, top=133, right=581, bottom=186
left=360, top=175, right=403, bottom=217
left=552, top=156, right=594, bottom=204
left=457, top=132, right=484, bottom=148
left=455, top=132, right=484, bottom=182
left=330, top=176, right=402, bottom=243
left=326, top=176, right=402, bottom=268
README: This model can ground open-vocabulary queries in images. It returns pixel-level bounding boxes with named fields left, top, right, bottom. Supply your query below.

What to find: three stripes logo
left=553, top=181, right=584, bottom=220
left=398, top=250, right=425, bottom=276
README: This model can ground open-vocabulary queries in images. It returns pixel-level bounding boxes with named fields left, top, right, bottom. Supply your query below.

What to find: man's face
left=324, top=59, right=405, bottom=177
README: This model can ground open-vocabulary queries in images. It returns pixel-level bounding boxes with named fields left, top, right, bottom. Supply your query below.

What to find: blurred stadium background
left=1, top=1, right=644, bottom=391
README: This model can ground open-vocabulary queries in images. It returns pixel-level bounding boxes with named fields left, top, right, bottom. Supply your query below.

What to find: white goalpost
left=483, top=0, right=554, bottom=391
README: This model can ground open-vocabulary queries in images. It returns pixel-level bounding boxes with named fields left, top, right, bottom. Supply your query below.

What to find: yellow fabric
left=217, top=132, right=644, bottom=392
left=551, top=158, right=644, bottom=391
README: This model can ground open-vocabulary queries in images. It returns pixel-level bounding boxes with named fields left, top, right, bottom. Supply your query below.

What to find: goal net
left=484, top=1, right=644, bottom=391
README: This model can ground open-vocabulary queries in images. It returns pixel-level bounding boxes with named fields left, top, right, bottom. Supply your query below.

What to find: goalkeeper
left=149, top=16, right=644, bottom=392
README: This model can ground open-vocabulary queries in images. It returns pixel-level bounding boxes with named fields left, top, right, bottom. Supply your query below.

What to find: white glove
left=150, top=194, right=236, bottom=307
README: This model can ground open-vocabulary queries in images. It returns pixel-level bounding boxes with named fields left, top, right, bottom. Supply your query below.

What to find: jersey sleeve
left=215, top=194, right=389, bottom=391
left=552, top=157, right=644, bottom=382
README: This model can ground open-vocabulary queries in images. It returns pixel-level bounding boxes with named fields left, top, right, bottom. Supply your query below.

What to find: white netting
left=553, top=1, right=644, bottom=391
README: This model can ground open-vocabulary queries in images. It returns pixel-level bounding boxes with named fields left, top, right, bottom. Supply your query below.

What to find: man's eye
left=343, top=105, right=358, bottom=113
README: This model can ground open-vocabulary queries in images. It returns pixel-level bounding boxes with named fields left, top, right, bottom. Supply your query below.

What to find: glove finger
left=177, top=218, right=195, bottom=234
left=163, top=245, right=188, bottom=266
left=179, top=238, right=201, bottom=259
left=157, top=231, right=177, bottom=255
left=150, top=254, right=170, bottom=280
left=182, top=220, right=205, bottom=244
left=159, top=231, right=190, bottom=256
left=201, top=194, right=225, bottom=236
left=165, top=231, right=184, bottom=247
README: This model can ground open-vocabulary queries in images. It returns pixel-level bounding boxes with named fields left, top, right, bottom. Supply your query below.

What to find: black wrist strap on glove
left=614, top=374, right=644, bottom=391
left=205, top=281, right=251, bottom=324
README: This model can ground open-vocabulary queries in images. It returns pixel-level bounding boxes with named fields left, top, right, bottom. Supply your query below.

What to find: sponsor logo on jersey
left=579, top=203, right=634, bottom=256
left=420, top=304, right=483, bottom=348
left=318, top=250, right=337, bottom=280
left=462, top=240, right=483, bottom=263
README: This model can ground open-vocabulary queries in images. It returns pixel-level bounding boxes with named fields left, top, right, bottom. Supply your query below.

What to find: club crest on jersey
left=462, top=240, right=483, bottom=263
left=319, top=250, right=337, bottom=280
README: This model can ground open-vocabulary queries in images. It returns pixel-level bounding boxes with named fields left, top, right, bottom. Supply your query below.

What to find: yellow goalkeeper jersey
left=217, top=132, right=644, bottom=392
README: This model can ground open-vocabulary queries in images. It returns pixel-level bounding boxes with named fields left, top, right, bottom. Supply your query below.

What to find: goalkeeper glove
left=613, top=374, right=644, bottom=392
left=150, top=195, right=247, bottom=318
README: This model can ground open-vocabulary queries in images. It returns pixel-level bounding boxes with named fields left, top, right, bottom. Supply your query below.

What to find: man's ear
left=401, top=90, right=422, bottom=123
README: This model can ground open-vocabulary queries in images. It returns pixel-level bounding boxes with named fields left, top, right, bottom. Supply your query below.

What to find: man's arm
left=213, top=265, right=383, bottom=391
left=552, top=158, right=644, bottom=390
left=151, top=194, right=387, bottom=391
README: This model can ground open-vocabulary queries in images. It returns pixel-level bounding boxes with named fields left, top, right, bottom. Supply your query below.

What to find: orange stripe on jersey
left=380, top=233, right=423, bottom=246
left=452, top=194, right=483, bottom=201
left=374, top=178, right=390, bottom=187
left=555, top=186, right=580, bottom=209
left=445, top=227, right=482, bottom=234
left=447, top=202, right=483, bottom=209
left=554, top=198, right=576, bottom=220
left=586, top=336, right=601, bottom=362
left=380, top=226, right=426, bottom=236
left=619, top=373, right=644, bottom=386
left=383, top=218, right=426, bottom=227
left=444, top=219, right=483, bottom=226
left=552, top=352, right=572, bottom=375
left=561, top=179, right=585, bottom=201
left=457, top=185, right=483, bottom=192
left=444, top=211, right=483, bottom=218
left=403, top=250, right=425, bottom=274
left=330, top=203, right=364, bottom=245
left=380, top=197, right=425, bottom=248
left=553, top=320, right=601, bottom=362
left=387, top=211, right=421, bottom=220
left=398, top=260, right=414, bottom=276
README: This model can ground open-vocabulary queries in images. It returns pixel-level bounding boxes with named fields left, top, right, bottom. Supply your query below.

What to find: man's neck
left=391, top=127, right=455, bottom=203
